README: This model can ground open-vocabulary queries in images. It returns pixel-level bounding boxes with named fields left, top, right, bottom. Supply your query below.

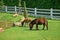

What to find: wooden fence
left=0, top=6, right=60, bottom=20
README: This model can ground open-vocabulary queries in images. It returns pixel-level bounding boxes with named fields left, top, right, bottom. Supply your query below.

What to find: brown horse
left=21, top=18, right=32, bottom=27
left=29, top=18, right=48, bottom=30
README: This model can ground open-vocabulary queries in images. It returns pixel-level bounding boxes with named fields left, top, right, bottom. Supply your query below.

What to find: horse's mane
left=30, top=18, right=37, bottom=24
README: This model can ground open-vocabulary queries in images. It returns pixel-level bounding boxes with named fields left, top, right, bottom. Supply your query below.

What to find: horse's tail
left=45, top=19, right=48, bottom=30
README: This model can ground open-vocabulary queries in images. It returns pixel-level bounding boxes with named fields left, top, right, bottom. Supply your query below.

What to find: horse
left=29, top=18, right=48, bottom=30
left=21, top=18, right=32, bottom=27
left=13, top=22, right=21, bottom=27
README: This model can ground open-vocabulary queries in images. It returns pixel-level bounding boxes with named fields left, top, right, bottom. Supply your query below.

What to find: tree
left=18, top=0, right=21, bottom=14
left=0, top=0, right=5, bottom=11
left=24, top=1, right=28, bottom=18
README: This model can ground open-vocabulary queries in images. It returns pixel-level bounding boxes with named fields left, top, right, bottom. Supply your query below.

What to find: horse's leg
left=45, top=21, right=48, bottom=30
left=21, top=22, right=24, bottom=27
left=27, top=23, right=29, bottom=27
left=45, top=23, right=48, bottom=30
left=24, top=22, right=26, bottom=27
left=42, top=24, right=45, bottom=30
left=36, top=24, right=39, bottom=30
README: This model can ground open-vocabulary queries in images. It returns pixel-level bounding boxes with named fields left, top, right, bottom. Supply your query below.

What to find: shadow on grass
left=24, top=28, right=48, bottom=31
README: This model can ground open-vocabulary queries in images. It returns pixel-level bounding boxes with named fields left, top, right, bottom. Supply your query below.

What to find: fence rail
left=0, top=6, right=60, bottom=20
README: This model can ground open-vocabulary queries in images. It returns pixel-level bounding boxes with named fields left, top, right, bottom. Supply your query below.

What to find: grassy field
left=0, top=13, right=60, bottom=40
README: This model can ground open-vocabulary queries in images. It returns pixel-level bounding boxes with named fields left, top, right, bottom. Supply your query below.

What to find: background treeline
left=0, top=0, right=60, bottom=9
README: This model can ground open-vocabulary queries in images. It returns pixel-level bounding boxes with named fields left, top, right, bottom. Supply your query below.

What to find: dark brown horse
left=21, top=18, right=32, bottom=27
left=29, top=18, right=48, bottom=30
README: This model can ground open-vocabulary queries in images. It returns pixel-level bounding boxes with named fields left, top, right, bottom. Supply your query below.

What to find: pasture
left=0, top=13, right=60, bottom=40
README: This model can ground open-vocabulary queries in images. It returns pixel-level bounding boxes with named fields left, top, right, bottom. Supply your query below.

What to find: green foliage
left=24, top=1, right=28, bottom=18
left=21, top=0, right=60, bottom=9
left=0, top=0, right=4, bottom=6
left=0, top=0, right=60, bottom=9
left=0, top=0, right=5, bottom=11
left=18, top=0, right=21, bottom=6
left=4, top=0, right=19, bottom=6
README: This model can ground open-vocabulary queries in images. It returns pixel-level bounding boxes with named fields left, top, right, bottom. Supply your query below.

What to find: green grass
left=0, top=13, right=60, bottom=40
left=0, top=12, right=23, bottom=29
left=0, top=13, right=23, bottom=22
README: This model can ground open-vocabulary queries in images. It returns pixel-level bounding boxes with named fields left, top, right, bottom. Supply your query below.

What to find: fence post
left=50, top=8, right=53, bottom=19
left=5, top=6, right=7, bottom=12
left=15, top=6, right=17, bottom=13
left=35, top=8, right=37, bottom=17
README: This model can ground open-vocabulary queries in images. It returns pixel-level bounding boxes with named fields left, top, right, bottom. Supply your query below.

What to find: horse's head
left=29, top=19, right=36, bottom=30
